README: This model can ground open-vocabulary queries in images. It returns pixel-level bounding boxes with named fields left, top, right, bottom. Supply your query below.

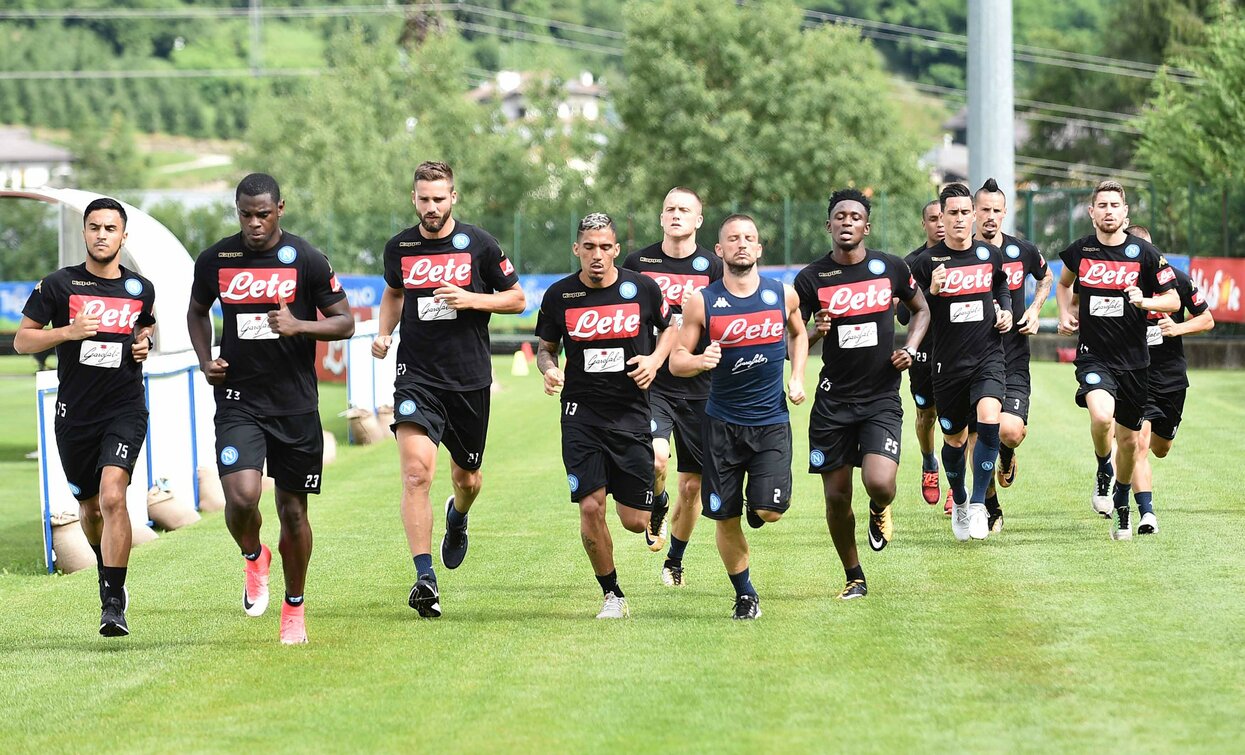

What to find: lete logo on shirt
left=1003, top=262, right=1025, bottom=290
left=566, top=303, right=642, bottom=340
left=1079, top=260, right=1139, bottom=290
left=402, top=253, right=473, bottom=289
left=818, top=279, right=893, bottom=316
left=68, top=295, right=142, bottom=334
left=644, top=272, right=710, bottom=307
left=710, top=311, right=785, bottom=347
left=940, top=264, right=993, bottom=296
left=219, top=269, right=298, bottom=303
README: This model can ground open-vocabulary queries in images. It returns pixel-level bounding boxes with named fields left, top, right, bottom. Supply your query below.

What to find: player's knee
left=1152, top=439, right=1172, bottom=458
left=79, top=500, right=102, bottom=522
left=452, top=468, right=482, bottom=498
left=863, top=478, right=896, bottom=506
left=677, top=474, right=701, bottom=504
left=653, top=451, right=669, bottom=480
left=619, top=506, right=648, bottom=533
left=97, top=492, right=127, bottom=518
left=757, top=509, right=782, bottom=523
left=577, top=494, right=606, bottom=521
left=1116, top=432, right=1139, bottom=453
left=1001, top=422, right=1026, bottom=448
left=401, top=462, right=434, bottom=493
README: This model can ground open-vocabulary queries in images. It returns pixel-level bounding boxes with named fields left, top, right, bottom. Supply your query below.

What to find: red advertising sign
left=1189, top=257, right=1245, bottom=323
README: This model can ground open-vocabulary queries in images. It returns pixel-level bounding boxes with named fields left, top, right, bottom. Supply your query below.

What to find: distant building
left=0, top=128, right=74, bottom=189
left=467, top=71, right=607, bottom=123
left=920, top=108, right=1029, bottom=186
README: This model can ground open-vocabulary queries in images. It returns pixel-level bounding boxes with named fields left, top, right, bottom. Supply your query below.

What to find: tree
left=70, top=111, right=151, bottom=191
left=241, top=25, right=535, bottom=272
left=602, top=0, right=930, bottom=232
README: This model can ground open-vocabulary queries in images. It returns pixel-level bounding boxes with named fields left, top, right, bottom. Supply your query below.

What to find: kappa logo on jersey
left=818, top=279, right=893, bottom=316
left=219, top=268, right=298, bottom=304
left=939, top=264, right=994, bottom=296
left=501, top=257, right=515, bottom=276
left=643, top=272, right=710, bottom=307
left=401, top=253, right=473, bottom=289
left=712, top=297, right=730, bottom=308
left=1079, top=259, right=1139, bottom=290
left=709, top=310, right=785, bottom=347
left=565, top=303, right=642, bottom=340
left=1003, top=261, right=1025, bottom=290
left=68, top=295, right=142, bottom=334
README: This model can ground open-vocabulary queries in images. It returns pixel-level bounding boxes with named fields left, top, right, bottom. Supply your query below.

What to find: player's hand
left=627, top=354, right=659, bottom=389
left=930, top=264, right=947, bottom=294
left=202, top=358, right=229, bottom=385
left=1158, top=315, right=1179, bottom=338
left=1057, top=311, right=1079, bottom=336
left=542, top=366, right=565, bottom=395
left=66, top=313, right=100, bottom=340
left=995, top=308, right=1013, bottom=333
left=1125, top=285, right=1144, bottom=308
left=787, top=376, right=806, bottom=405
left=700, top=341, right=722, bottom=372
left=434, top=284, right=476, bottom=311
left=267, top=296, right=300, bottom=337
left=1018, top=307, right=1041, bottom=336
left=890, top=348, right=912, bottom=371
left=131, top=327, right=154, bottom=363
left=814, top=308, right=833, bottom=335
left=371, top=334, right=392, bottom=359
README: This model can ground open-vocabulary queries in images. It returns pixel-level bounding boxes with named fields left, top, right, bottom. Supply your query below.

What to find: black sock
left=845, top=564, right=865, bottom=583
left=90, top=542, right=104, bottom=594
left=985, top=493, right=1002, bottom=517
left=941, top=441, right=968, bottom=504
left=101, top=566, right=127, bottom=605
left=666, top=534, right=688, bottom=563
left=654, top=490, right=669, bottom=511
left=868, top=500, right=885, bottom=515
left=728, top=567, right=756, bottom=598
left=1112, top=480, right=1131, bottom=510
left=1135, top=491, right=1154, bottom=516
left=1096, top=453, right=1113, bottom=475
left=413, top=553, right=435, bottom=580
left=285, top=594, right=304, bottom=607
left=243, top=548, right=262, bottom=561
left=595, top=570, right=623, bottom=598
left=999, top=444, right=1015, bottom=468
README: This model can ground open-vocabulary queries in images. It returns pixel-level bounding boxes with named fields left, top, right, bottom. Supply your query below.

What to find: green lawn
left=1, top=356, right=1243, bottom=752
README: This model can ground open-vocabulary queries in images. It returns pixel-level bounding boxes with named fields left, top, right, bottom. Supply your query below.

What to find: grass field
left=1, top=355, right=1243, bottom=752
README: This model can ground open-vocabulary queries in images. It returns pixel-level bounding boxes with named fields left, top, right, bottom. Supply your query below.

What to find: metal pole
left=968, top=0, right=1016, bottom=234
left=783, top=196, right=792, bottom=266
left=249, top=0, right=263, bottom=75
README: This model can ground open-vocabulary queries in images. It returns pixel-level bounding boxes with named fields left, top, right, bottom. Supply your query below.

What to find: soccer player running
left=535, top=213, right=676, bottom=619
left=795, top=190, right=928, bottom=600
left=972, top=178, right=1053, bottom=531
left=16, top=198, right=155, bottom=637
left=621, top=187, right=723, bottom=585
left=371, top=161, right=524, bottom=618
left=1055, top=182, right=1178, bottom=540
left=908, top=183, right=1012, bottom=542
left=188, top=173, right=354, bottom=643
left=670, top=215, right=807, bottom=619
left=900, top=200, right=945, bottom=510
left=1126, top=225, right=1211, bottom=534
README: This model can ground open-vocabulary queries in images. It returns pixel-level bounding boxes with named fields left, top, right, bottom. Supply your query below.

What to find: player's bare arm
left=893, top=288, right=929, bottom=371
left=187, top=297, right=228, bottom=385
left=1055, top=267, right=1079, bottom=335
left=1161, top=309, right=1214, bottom=338
left=1020, top=267, right=1054, bottom=336
left=371, top=284, right=404, bottom=359
left=784, top=285, right=807, bottom=405
left=267, top=296, right=354, bottom=340
left=668, top=286, right=713, bottom=377
left=13, top=312, right=99, bottom=354
left=537, top=338, right=564, bottom=395
left=629, top=323, right=679, bottom=390
left=433, top=282, right=526, bottom=314
left=1126, top=286, right=1180, bottom=314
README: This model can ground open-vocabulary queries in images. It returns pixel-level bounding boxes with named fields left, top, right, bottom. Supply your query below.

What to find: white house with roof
left=0, top=128, right=74, bottom=189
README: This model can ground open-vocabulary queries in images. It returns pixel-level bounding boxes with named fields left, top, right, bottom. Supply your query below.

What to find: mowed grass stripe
left=1, top=359, right=1242, bottom=752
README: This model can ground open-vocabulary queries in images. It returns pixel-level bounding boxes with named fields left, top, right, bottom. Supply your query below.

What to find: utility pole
left=249, top=0, right=263, bottom=75
left=968, top=0, right=1016, bottom=234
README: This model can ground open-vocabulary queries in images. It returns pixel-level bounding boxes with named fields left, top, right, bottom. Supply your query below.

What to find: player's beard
left=1094, top=217, right=1123, bottom=235
left=726, top=261, right=756, bottom=276
left=87, top=245, right=120, bottom=266
left=421, top=206, right=453, bottom=234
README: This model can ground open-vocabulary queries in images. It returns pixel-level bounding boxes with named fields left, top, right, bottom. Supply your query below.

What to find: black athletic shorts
left=700, top=416, right=792, bottom=521
left=55, top=411, right=148, bottom=501
left=649, top=389, right=707, bottom=474
left=1003, top=360, right=1032, bottom=424
left=561, top=421, right=654, bottom=510
left=1074, top=358, right=1148, bottom=432
left=908, top=360, right=936, bottom=412
left=391, top=380, right=490, bottom=470
left=808, top=394, right=903, bottom=473
left=1143, top=386, right=1186, bottom=441
left=215, top=407, right=323, bottom=494
left=933, top=359, right=1006, bottom=436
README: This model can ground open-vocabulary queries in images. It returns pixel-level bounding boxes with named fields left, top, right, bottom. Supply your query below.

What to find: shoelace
left=841, top=580, right=864, bottom=598
left=922, top=471, right=938, bottom=486
left=1097, top=471, right=1112, bottom=495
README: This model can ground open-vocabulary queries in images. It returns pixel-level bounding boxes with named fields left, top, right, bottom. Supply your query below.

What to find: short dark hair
left=1124, top=224, right=1151, bottom=241
left=922, top=199, right=941, bottom=215
left=83, top=197, right=126, bottom=228
left=414, top=161, right=454, bottom=187
left=975, top=177, right=1005, bottom=203
left=665, top=186, right=702, bottom=207
left=827, top=188, right=871, bottom=219
left=236, top=173, right=281, bottom=203
left=577, top=212, right=616, bottom=238
left=1091, top=180, right=1126, bottom=204
left=719, top=213, right=759, bottom=240
left=939, top=182, right=971, bottom=210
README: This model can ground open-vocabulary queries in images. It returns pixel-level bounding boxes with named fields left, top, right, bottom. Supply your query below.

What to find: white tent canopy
left=1, top=187, right=195, bottom=353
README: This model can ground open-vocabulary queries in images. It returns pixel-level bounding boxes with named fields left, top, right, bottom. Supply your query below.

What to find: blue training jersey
left=702, top=276, right=789, bottom=426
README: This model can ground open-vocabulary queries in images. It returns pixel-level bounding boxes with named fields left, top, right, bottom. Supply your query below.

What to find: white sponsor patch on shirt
left=837, top=321, right=878, bottom=348
left=950, top=300, right=984, bottom=323
left=237, top=313, right=278, bottom=340
left=584, top=347, right=625, bottom=373
left=79, top=339, right=123, bottom=368
left=1146, top=325, right=1163, bottom=346
left=1089, top=295, right=1124, bottom=318
left=417, top=296, right=458, bottom=321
